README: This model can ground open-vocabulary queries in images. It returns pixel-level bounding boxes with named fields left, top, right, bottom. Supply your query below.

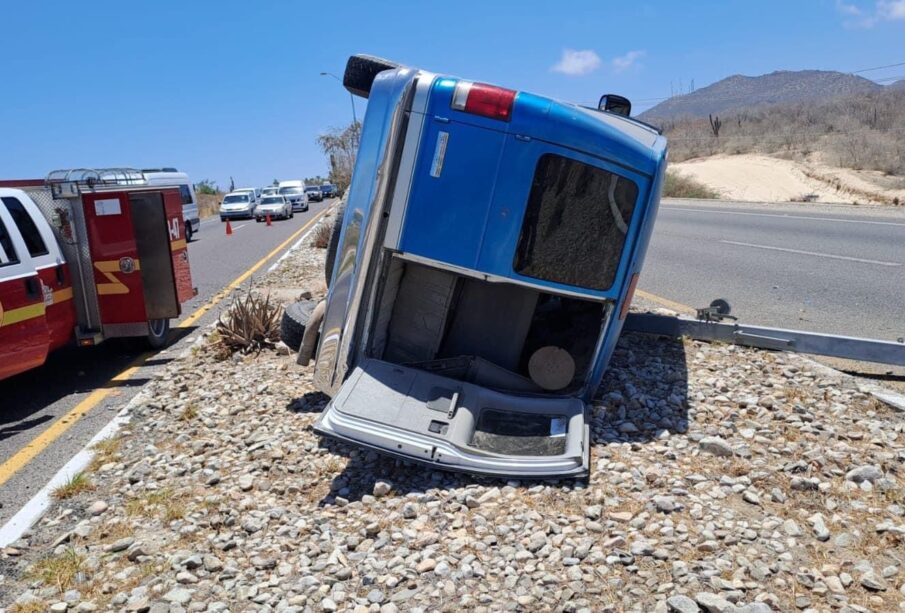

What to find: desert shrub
left=312, top=221, right=332, bottom=248
left=213, top=292, right=281, bottom=357
left=662, top=171, right=720, bottom=199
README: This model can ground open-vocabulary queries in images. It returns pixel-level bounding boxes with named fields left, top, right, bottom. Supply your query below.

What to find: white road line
left=667, top=206, right=905, bottom=227
left=719, top=240, right=902, bottom=267
left=232, top=223, right=248, bottom=231
left=0, top=397, right=136, bottom=546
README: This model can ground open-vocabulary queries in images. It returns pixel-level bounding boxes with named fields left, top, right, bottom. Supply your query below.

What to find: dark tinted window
left=514, top=154, right=638, bottom=291
left=2, top=197, right=48, bottom=258
left=179, top=184, right=194, bottom=205
left=0, top=218, right=20, bottom=267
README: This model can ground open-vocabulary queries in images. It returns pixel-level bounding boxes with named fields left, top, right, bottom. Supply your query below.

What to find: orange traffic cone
left=225, top=220, right=233, bottom=235
left=266, top=213, right=272, bottom=226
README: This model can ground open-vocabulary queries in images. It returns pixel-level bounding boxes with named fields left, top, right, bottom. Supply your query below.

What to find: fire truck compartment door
left=81, top=191, right=148, bottom=325
left=0, top=206, right=50, bottom=380
left=162, top=189, right=194, bottom=305
left=128, top=192, right=180, bottom=320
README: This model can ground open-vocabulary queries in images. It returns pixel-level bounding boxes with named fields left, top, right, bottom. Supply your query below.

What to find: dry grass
left=663, top=171, right=720, bottom=199
left=9, top=602, right=48, bottom=613
left=88, top=437, right=122, bottom=472
left=213, top=292, right=282, bottom=358
left=27, top=548, right=83, bottom=593
left=52, top=472, right=95, bottom=500
left=178, top=403, right=199, bottom=421
left=312, top=221, right=332, bottom=248
left=125, top=487, right=189, bottom=522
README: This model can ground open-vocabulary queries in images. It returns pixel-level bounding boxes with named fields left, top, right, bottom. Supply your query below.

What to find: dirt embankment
left=670, top=154, right=905, bottom=205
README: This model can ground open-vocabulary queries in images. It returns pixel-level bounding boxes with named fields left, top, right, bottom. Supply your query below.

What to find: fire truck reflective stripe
left=94, top=260, right=141, bottom=295
left=52, top=287, right=74, bottom=304
left=170, top=239, right=187, bottom=252
left=0, top=301, right=45, bottom=327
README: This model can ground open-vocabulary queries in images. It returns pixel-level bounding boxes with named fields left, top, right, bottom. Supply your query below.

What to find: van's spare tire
left=280, top=300, right=315, bottom=352
left=324, top=204, right=345, bottom=287
left=344, top=55, right=401, bottom=99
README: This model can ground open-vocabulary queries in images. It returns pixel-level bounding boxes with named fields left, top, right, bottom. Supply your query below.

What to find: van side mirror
left=598, top=94, right=632, bottom=117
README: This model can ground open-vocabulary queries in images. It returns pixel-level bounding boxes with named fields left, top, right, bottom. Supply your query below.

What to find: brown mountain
left=639, top=70, right=881, bottom=121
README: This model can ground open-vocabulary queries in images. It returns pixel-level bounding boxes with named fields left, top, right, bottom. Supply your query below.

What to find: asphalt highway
left=640, top=199, right=905, bottom=342
left=0, top=199, right=332, bottom=527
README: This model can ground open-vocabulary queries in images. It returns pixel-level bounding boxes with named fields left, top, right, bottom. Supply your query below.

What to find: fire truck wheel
left=324, top=204, right=345, bottom=287
left=147, top=318, right=171, bottom=349
left=281, top=300, right=315, bottom=351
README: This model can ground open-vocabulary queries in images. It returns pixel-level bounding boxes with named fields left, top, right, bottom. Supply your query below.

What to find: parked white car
left=219, top=192, right=256, bottom=220
left=233, top=188, right=259, bottom=205
left=254, top=195, right=292, bottom=222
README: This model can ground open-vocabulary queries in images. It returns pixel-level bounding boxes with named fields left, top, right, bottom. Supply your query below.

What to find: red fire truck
left=0, top=169, right=195, bottom=381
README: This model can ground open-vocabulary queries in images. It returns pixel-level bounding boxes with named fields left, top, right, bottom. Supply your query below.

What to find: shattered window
left=514, top=154, right=638, bottom=291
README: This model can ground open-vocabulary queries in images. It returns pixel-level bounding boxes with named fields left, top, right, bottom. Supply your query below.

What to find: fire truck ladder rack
left=45, top=168, right=146, bottom=197
left=624, top=312, right=905, bottom=367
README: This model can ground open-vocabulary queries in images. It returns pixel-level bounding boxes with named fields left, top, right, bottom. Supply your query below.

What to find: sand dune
left=670, top=154, right=905, bottom=205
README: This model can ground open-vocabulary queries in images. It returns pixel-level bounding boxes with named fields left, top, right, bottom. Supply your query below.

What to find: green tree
left=194, top=179, right=219, bottom=195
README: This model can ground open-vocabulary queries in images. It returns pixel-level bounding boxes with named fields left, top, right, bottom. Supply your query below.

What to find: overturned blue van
left=310, top=55, right=667, bottom=478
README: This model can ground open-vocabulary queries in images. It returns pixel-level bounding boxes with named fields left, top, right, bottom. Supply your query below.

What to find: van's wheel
left=185, top=221, right=193, bottom=242
left=324, top=204, right=345, bottom=287
left=147, top=318, right=170, bottom=349
left=343, top=55, right=401, bottom=99
left=281, top=300, right=315, bottom=351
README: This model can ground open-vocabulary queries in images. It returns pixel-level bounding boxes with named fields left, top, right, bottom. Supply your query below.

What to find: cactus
left=709, top=114, right=722, bottom=138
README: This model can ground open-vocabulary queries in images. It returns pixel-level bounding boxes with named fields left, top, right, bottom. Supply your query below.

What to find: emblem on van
left=430, top=131, right=449, bottom=178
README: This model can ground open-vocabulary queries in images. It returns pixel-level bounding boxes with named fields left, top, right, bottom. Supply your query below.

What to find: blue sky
left=2, top=0, right=903, bottom=189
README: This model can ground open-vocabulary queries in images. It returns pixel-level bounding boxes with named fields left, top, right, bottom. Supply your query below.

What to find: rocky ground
left=2, top=213, right=904, bottom=613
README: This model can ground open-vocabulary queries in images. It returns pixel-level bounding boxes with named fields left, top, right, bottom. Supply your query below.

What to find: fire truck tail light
left=451, top=81, right=516, bottom=121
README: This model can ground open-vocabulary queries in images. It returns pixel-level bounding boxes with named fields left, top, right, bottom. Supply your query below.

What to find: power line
left=633, top=60, right=905, bottom=108
left=851, top=61, right=905, bottom=74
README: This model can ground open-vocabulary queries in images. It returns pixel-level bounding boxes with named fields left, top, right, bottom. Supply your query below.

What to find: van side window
left=514, top=154, right=638, bottom=291
left=0, top=217, right=20, bottom=267
left=179, top=185, right=194, bottom=205
left=1, top=197, right=49, bottom=258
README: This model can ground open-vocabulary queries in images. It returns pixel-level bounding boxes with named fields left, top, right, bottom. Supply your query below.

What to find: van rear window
left=179, top=185, right=193, bottom=205
left=514, top=154, right=638, bottom=291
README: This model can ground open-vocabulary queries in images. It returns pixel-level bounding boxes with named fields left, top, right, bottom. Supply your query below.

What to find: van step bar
left=624, top=313, right=905, bottom=367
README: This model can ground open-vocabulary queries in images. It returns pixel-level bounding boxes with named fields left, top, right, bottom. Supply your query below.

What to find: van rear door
left=316, top=358, right=589, bottom=478
left=0, top=201, right=50, bottom=380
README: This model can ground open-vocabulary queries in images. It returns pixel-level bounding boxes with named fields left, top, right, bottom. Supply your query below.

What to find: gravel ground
left=2, top=216, right=904, bottom=613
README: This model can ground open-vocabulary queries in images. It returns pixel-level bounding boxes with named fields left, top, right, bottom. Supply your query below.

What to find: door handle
left=24, top=276, right=40, bottom=300
left=55, top=264, right=66, bottom=286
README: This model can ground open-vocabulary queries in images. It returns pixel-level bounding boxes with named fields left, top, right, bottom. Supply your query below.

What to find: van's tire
left=324, top=204, right=345, bottom=287
left=185, top=221, right=193, bottom=242
left=281, top=300, right=315, bottom=352
left=343, top=55, right=401, bottom=99
left=147, top=318, right=170, bottom=349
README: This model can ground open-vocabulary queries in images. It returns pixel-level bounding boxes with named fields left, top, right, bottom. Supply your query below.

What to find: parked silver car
left=254, top=195, right=293, bottom=221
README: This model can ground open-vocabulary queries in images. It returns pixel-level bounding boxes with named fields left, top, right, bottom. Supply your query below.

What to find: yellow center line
left=0, top=208, right=330, bottom=488
left=633, top=289, right=697, bottom=315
